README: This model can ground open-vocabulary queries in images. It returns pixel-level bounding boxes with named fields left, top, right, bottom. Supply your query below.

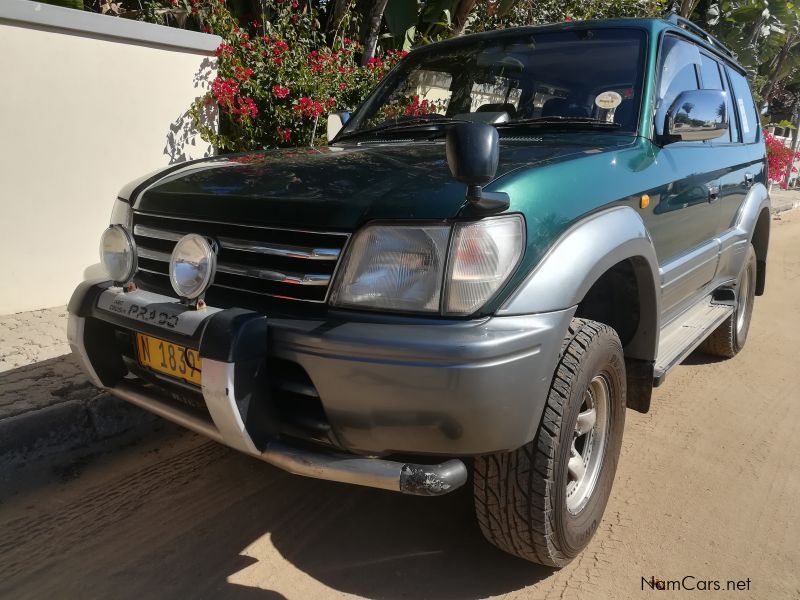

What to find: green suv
left=68, top=15, right=770, bottom=566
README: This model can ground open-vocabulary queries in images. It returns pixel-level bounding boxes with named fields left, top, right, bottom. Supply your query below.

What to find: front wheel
left=473, top=318, right=626, bottom=566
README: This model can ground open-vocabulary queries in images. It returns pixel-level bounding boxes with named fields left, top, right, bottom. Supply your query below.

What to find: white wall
left=0, top=1, right=220, bottom=314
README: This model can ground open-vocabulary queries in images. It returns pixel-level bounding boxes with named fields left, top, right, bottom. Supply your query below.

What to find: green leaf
left=385, top=0, right=419, bottom=50
left=420, top=0, right=458, bottom=25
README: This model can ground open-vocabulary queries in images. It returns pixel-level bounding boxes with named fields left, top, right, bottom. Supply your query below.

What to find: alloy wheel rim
left=736, top=264, right=751, bottom=335
left=566, top=374, right=610, bottom=514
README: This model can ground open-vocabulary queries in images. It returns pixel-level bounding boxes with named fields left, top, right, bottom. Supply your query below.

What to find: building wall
left=0, top=1, right=220, bottom=314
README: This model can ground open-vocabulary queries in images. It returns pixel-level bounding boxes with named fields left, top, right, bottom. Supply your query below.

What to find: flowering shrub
left=764, top=129, right=800, bottom=189
left=173, top=0, right=406, bottom=151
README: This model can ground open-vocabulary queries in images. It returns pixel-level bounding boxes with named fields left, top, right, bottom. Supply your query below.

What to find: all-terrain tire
left=474, top=318, right=626, bottom=567
left=699, top=243, right=757, bottom=358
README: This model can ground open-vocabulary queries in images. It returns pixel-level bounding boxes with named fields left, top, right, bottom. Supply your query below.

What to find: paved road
left=770, top=187, right=800, bottom=213
left=2, top=212, right=799, bottom=600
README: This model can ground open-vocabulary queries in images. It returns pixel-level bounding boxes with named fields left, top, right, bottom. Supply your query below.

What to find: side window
left=719, top=64, right=739, bottom=143
left=655, top=36, right=701, bottom=136
left=700, top=54, right=733, bottom=143
left=727, top=67, right=760, bottom=144
left=699, top=54, right=722, bottom=89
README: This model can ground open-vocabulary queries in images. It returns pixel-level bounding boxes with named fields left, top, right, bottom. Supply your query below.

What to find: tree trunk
left=679, top=0, right=699, bottom=18
left=783, top=99, right=800, bottom=188
left=361, top=0, right=389, bottom=66
left=452, top=0, right=478, bottom=35
left=326, top=0, right=350, bottom=37
left=761, top=35, right=797, bottom=104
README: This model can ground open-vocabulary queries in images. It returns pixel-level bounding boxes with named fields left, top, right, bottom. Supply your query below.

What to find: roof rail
left=665, top=12, right=738, bottom=60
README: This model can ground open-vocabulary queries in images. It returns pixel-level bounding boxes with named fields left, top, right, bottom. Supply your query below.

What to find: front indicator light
left=444, top=215, right=525, bottom=315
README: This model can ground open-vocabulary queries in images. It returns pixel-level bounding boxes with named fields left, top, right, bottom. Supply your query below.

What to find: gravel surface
left=1, top=211, right=798, bottom=599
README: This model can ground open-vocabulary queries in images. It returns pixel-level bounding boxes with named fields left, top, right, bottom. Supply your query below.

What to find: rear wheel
left=473, top=319, right=626, bottom=566
left=699, top=244, right=757, bottom=358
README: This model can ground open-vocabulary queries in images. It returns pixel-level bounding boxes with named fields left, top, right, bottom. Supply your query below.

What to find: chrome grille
left=131, top=211, right=349, bottom=304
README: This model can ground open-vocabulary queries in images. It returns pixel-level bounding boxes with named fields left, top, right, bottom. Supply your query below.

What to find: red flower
left=273, top=57, right=283, bottom=66
left=367, top=57, right=383, bottom=70
left=211, top=77, right=240, bottom=108
left=231, top=96, right=258, bottom=121
left=215, top=43, right=234, bottom=57
left=403, top=95, right=438, bottom=117
left=764, top=129, right=800, bottom=184
left=272, top=85, right=290, bottom=99
left=234, top=66, right=254, bottom=82
left=339, top=83, right=347, bottom=90
left=564, top=16, right=572, bottom=21
left=277, top=127, right=292, bottom=143
left=343, top=37, right=353, bottom=45
left=291, top=0, right=298, bottom=8
left=293, top=96, right=325, bottom=119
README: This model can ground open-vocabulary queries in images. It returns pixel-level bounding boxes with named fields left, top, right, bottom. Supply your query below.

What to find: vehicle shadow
left=0, top=430, right=552, bottom=599
left=681, top=349, right=728, bottom=366
left=262, top=474, right=551, bottom=599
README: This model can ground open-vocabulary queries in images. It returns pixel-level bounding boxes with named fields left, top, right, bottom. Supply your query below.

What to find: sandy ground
left=1, top=212, right=799, bottom=600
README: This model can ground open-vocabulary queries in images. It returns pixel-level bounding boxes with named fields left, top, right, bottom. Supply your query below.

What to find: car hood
left=133, top=138, right=628, bottom=230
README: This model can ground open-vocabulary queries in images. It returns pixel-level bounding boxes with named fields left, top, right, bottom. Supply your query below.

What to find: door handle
left=744, top=173, right=754, bottom=188
left=707, top=185, right=720, bottom=203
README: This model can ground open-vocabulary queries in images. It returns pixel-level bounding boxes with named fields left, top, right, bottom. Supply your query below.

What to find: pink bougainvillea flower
left=293, top=97, right=325, bottom=119
left=272, top=85, right=290, bottom=99
left=277, top=127, right=292, bottom=142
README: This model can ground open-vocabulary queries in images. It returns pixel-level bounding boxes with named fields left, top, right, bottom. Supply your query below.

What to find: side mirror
left=666, top=89, right=729, bottom=143
left=446, top=122, right=509, bottom=212
left=327, top=111, right=351, bottom=142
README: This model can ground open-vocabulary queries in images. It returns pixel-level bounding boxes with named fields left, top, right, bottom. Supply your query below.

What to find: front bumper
left=68, top=281, right=573, bottom=490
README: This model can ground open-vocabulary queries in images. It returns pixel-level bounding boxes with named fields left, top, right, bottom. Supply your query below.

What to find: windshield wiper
left=337, top=117, right=471, bottom=141
left=496, top=116, right=622, bottom=130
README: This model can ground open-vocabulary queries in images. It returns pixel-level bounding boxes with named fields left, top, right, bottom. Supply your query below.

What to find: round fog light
left=169, top=234, right=217, bottom=300
left=99, top=225, right=136, bottom=284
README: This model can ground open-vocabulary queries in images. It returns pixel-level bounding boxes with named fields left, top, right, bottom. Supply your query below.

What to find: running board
left=653, top=300, right=734, bottom=386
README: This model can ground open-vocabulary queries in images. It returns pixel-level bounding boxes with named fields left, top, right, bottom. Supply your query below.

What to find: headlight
left=99, top=225, right=136, bottom=284
left=331, top=215, right=524, bottom=315
left=331, top=225, right=450, bottom=312
left=169, top=234, right=217, bottom=300
left=110, top=198, right=132, bottom=228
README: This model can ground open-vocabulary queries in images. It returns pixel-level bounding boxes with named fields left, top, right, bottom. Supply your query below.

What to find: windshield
left=341, top=28, right=647, bottom=139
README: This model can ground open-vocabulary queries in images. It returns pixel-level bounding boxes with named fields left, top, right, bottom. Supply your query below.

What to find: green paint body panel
left=132, top=18, right=767, bottom=317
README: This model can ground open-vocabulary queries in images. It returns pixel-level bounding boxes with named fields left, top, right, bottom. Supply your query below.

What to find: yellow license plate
left=135, top=333, right=202, bottom=386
